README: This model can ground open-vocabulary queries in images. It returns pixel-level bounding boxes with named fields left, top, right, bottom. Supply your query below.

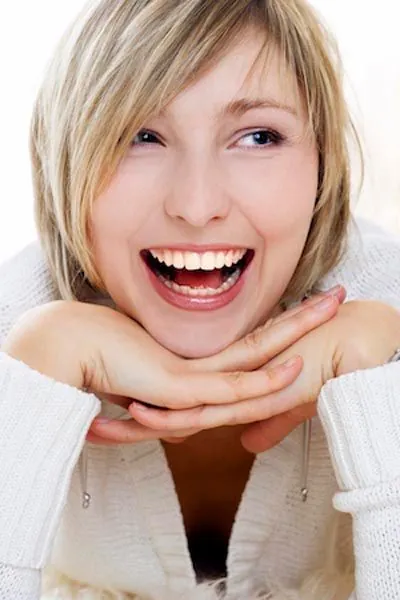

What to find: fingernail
left=93, top=417, right=111, bottom=425
left=326, top=284, right=343, bottom=296
left=314, top=295, right=335, bottom=310
left=130, top=401, right=148, bottom=411
left=304, top=285, right=343, bottom=304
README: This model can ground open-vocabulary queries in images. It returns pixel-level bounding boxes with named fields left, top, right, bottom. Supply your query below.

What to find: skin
left=90, top=30, right=319, bottom=358
left=3, top=27, right=400, bottom=544
left=130, top=299, right=400, bottom=454
left=86, top=31, right=400, bottom=456
left=86, top=29, right=322, bottom=497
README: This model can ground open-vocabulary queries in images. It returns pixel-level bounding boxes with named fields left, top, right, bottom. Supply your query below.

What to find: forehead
left=161, top=29, right=302, bottom=121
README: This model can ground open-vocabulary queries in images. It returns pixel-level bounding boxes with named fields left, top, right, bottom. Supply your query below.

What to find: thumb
left=241, top=404, right=317, bottom=453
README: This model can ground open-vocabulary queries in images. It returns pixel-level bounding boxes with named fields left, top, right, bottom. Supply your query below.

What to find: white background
left=0, top=0, right=399, bottom=264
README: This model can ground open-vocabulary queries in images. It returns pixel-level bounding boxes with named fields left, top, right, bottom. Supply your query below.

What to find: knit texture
left=0, top=218, right=399, bottom=599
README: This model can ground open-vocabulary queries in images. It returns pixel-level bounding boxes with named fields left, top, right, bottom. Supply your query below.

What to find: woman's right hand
left=2, top=300, right=302, bottom=404
left=1, top=292, right=342, bottom=444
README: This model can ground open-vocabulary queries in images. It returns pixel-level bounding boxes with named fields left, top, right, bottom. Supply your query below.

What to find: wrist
left=334, top=301, right=400, bottom=377
left=1, top=301, right=85, bottom=389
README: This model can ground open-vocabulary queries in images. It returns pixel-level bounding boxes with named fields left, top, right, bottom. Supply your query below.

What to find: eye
left=132, top=130, right=162, bottom=146
left=237, top=129, right=284, bottom=149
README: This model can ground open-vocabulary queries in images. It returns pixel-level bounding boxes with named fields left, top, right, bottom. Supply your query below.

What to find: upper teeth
left=148, top=249, right=247, bottom=271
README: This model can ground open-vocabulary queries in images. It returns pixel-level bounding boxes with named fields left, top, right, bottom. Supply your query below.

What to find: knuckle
left=263, top=366, right=286, bottom=388
left=153, top=411, right=171, bottom=427
left=294, top=307, right=318, bottom=329
left=173, top=378, right=202, bottom=408
left=255, top=394, right=275, bottom=418
left=118, top=430, right=135, bottom=444
left=298, top=303, right=317, bottom=318
left=188, top=405, right=207, bottom=429
left=219, top=406, right=241, bottom=426
left=225, top=371, right=246, bottom=399
left=264, top=365, right=279, bottom=381
left=261, top=318, right=275, bottom=331
left=227, top=412, right=240, bottom=426
left=243, top=327, right=264, bottom=350
left=187, top=392, right=203, bottom=407
left=165, top=408, right=198, bottom=430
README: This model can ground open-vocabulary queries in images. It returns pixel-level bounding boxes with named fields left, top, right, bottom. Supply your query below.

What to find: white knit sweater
left=0, top=218, right=400, bottom=600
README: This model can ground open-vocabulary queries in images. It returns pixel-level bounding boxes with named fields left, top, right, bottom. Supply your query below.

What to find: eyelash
left=238, top=129, right=285, bottom=149
left=131, top=128, right=286, bottom=149
left=132, top=130, right=162, bottom=146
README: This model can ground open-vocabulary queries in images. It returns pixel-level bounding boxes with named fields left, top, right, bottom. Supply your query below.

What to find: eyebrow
left=220, top=97, right=298, bottom=118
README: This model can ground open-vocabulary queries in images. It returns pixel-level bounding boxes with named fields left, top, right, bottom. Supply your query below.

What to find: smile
left=141, top=247, right=254, bottom=311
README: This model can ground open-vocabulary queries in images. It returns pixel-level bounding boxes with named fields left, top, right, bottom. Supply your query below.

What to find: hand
left=128, top=298, right=399, bottom=453
left=241, top=299, right=400, bottom=452
left=1, top=299, right=309, bottom=444
left=87, top=286, right=344, bottom=444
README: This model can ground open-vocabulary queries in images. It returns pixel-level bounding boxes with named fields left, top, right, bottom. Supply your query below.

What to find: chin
left=147, top=323, right=243, bottom=359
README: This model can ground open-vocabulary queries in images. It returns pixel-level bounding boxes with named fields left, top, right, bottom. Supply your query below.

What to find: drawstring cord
left=300, top=420, right=312, bottom=502
left=298, top=346, right=400, bottom=503
left=79, top=446, right=91, bottom=509
left=79, top=423, right=313, bottom=509
left=298, top=345, right=400, bottom=503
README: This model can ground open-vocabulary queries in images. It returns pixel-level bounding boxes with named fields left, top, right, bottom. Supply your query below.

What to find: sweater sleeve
left=318, top=362, right=400, bottom=600
left=0, top=352, right=101, bottom=599
left=0, top=564, right=41, bottom=599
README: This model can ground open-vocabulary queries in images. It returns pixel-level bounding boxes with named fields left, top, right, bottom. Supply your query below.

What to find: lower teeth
left=158, top=268, right=241, bottom=297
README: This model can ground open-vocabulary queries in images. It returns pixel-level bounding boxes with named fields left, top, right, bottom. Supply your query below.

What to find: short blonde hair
left=31, top=0, right=359, bottom=304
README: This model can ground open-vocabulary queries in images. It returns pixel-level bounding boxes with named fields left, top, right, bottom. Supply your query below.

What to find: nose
left=164, top=155, right=231, bottom=227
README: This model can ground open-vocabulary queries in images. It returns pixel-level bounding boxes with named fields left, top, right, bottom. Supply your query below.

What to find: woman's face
left=90, top=30, right=319, bottom=358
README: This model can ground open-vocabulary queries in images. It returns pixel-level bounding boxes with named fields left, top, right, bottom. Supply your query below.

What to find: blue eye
left=239, top=129, right=284, bottom=148
left=132, top=130, right=161, bottom=146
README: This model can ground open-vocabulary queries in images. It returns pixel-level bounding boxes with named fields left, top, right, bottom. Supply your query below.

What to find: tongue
left=174, top=268, right=224, bottom=289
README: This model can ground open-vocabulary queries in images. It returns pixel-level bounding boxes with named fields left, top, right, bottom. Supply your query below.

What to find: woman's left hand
left=241, top=299, right=400, bottom=452
left=127, top=300, right=400, bottom=452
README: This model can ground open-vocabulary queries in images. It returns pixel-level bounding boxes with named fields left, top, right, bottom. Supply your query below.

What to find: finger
left=93, top=392, right=136, bottom=411
left=148, top=352, right=302, bottom=409
left=85, top=430, right=123, bottom=445
left=89, top=417, right=199, bottom=445
left=271, top=285, right=346, bottom=326
left=129, top=359, right=304, bottom=431
left=143, top=353, right=302, bottom=411
left=189, top=289, right=343, bottom=374
left=86, top=431, right=193, bottom=445
left=240, top=403, right=317, bottom=453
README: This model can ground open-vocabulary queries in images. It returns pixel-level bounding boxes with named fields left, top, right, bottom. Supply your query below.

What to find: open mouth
left=141, top=248, right=254, bottom=298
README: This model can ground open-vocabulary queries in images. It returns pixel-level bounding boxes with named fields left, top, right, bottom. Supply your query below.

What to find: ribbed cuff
left=0, top=352, right=101, bottom=569
left=318, top=362, right=400, bottom=491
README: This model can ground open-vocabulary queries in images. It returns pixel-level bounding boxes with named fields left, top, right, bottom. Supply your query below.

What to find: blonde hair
left=31, top=0, right=359, bottom=302
left=33, top=1, right=357, bottom=597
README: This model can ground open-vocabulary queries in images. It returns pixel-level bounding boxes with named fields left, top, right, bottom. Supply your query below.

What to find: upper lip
left=143, top=244, right=252, bottom=252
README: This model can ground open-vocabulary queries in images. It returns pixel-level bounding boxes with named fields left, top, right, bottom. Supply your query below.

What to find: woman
left=0, top=0, right=399, bottom=598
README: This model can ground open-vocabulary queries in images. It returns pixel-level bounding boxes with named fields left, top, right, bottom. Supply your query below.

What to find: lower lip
left=143, top=261, right=251, bottom=311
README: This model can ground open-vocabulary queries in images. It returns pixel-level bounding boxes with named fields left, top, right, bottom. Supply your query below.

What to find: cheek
left=93, top=177, right=141, bottom=239
left=90, top=155, right=171, bottom=253
left=90, top=159, right=160, bottom=250
left=89, top=173, right=143, bottom=284
left=229, top=149, right=318, bottom=238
